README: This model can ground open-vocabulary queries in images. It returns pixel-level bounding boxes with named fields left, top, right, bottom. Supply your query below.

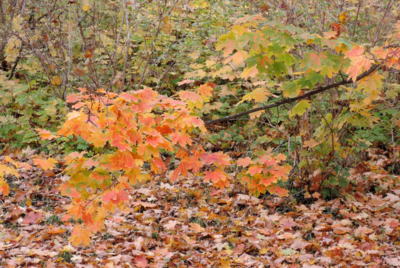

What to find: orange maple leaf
left=268, top=185, right=289, bottom=197
left=201, top=152, right=231, bottom=167
left=33, top=157, right=57, bottom=170
left=70, top=224, right=92, bottom=247
left=36, top=128, right=58, bottom=140
left=0, top=178, right=10, bottom=196
left=103, top=190, right=129, bottom=204
left=204, top=169, right=229, bottom=188
left=237, top=157, right=252, bottom=167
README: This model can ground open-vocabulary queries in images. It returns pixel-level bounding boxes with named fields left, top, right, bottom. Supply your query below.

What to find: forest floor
left=0, top=148, right=399, bottom=268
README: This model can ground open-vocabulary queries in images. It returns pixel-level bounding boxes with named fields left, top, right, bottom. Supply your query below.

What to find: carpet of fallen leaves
left=0, top=149, right=399, bottom=268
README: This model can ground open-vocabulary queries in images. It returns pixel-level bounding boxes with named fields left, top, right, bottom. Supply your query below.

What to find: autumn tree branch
left=205, top=65, right=380, bottom=126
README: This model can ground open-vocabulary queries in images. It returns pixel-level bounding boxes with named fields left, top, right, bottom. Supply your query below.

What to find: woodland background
left=0, top=0, right=399, bottom=267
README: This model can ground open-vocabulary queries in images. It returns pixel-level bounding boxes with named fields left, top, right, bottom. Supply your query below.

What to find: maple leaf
left=346, top=56, right=372, bottom=82
left=201, top=152, right=231, bottom=167
left=240, top=65, right=258, bottom=79
left=106, top=151, right=138, bottom=170
left=70, top=224, right=92, bottom=247
left=178, top=90, right=203, bottom=108
left=133, top=255, right=149, bottom=268
left=307, top=52, right=327, bottom=71
left=230, top=50, right=248, bottom=66
left=204, top=170, right=229, bottom=188
left=248, top=165, right=263, bottom=176
left=0, top=177, right=10, bottom=196
left=237, top=157, right=252, bottom=167
left=345, top=45, right=365, bottom=58
left=197, top=83, right=214, bottom=100
left=103, top=190, right=129, bottom=205
left=170, top=132, right=192, bottom=147
left=345, top=46, right=373, bottom=81
left=267, top=185, right=289, bottom=197
left=289, top=100, right=310, bottom=118
left=238, top=87, right=270, bottom=104
left=33, top=157, right=57, bottom=170
left=36, top=128, right=58, bottom=140
left=23, top=211, right=43, bottom=225
left=0, top=163, right=19, bottom=177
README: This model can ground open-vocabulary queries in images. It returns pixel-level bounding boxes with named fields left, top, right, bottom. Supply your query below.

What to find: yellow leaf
left=249, top=110, right=264, bottom=119
left=197, top=84, right=214, bottom=100
left=4, top=37, right=22, bottom=62
left=289, top=100, right=311, bottom=118
left=0, top=163, right=19, bottom=177
left=12, top=16, right=23, bottom=32
left=70, top=224, right=91, bottom=247
left=33, top=157, right=58, bottom=170
left=239, top=87, right=270, bottom=104
left=51, top=76, right=62, bottom=86
left=357, top=72, right=383, bottom=105
left=188, top=51, right=201, bottom=60
left=240, top=65, right=258, bottom=79
left=338, top=12, right=348, bottom=24
left=36, top=128, right=58, bottom=140
left=303, top=139, right=320, bottom=148
left=230, top=50, right=248, bottom=66
left=162, top=17, right=173, bottom=34
left=82, top=0, right=91, bottom=11
left=190, top=0, right=209, bottom=9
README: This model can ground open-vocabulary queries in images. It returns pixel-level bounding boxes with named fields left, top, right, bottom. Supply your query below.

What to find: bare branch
left=205, top=65, right=380, bottom=126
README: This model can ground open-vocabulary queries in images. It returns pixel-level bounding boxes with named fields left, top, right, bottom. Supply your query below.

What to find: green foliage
left=0, top=73, right=67, bottom=152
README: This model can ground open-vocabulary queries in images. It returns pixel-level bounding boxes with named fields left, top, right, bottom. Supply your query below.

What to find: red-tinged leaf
left=267, top=185, right=288, bottom=197
left=133, top=255, right=148, bottom=268
left=345, top=56, right=372, bottom=81
left=248, top=165, right=263, bottom=176
left=156, top=125, right=173, bottom=135
left=106, top=151, right=138, bottom=170
left=230, top=50, right=248, bottom=65
left=151, top=157, right=167, bottom=174
left=178, top=90, right=202, bottom=102
left=119, top=92, right=138, bottom=102
left=197, top=83, right=214, bottom=99
left=33, top=157, right=57, bottom=170
left=36, top=128, right=58, bottom=140
left=345, top=45, right=364, bottom=58
left=204, top=170, right=229, bottom=188
left=23, top=211, right=43, bottom=225
left=201, top=152, right=231, bottom=167
left=70, top=224, right=92, bottom=247
left=103, top=190, right=129, bottom=204
left=0, top=178, right=10, bottom=196
left=66, top=93, right=82, bottom=103
left=237, top=157, right=252, bottom=167
left=146, top=134, right=166, bottom=147
left=170, top=132, right=192, bottom=147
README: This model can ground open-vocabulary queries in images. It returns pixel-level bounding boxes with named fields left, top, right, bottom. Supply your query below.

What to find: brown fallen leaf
left=190, top=222, right=205, bottom=233
left=133, top=255, right=148, bottom=268
left=23, top=211, right=43, bottom=225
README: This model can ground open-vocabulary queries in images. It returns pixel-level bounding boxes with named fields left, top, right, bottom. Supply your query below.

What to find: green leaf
left=289, top=100, right=311, bottom=118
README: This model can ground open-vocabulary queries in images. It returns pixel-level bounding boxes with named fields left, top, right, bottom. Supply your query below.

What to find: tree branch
left=205, top=65, right=380, bottom=126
